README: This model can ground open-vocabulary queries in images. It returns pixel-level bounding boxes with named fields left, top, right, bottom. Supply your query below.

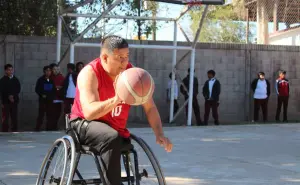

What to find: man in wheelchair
left=69, top=35, right=173, bottom=185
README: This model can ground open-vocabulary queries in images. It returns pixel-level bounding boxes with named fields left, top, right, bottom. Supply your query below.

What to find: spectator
left=35, top=66, right=56, bottom=131
left=62, top=63, right=77, bottom=115
left=275, top=70, right=289, bottom=122
left=50, top=63, right=65, bottom=130
left=180, top=68, right=203, bottom=126
left=202, top=70, right=221, bottom=125
left=76, top=61, right=84, bottom=73
left=0, top=64, right=21, bottom=132
left=251, top=72, right=270, bottom=122
left=166, top=72, right=179, bottom=116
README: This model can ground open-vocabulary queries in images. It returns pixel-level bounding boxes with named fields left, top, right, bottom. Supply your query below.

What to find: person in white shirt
left=251, top=72, right=270, bottom=122
left=62, top=63, right=78, bottom=116
left=166, top=72, right=179, bottom=116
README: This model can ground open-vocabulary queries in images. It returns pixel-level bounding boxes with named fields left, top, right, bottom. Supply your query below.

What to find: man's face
left=259, top=74, right=265, bottom=80
left=5, top=67, right=13, bottom=77
left=77, top=64, right=84, bottom=72
left=208, top=73, right=213, bottom=79
left=52, top=66, right=60, bottom=75
left=279, top=73, right=285, bottom=79
left=102, top=48, right=129, bottom=77
left=45, top=68, right=52, bottom=77
left=68, top=68, right=73, bottom=73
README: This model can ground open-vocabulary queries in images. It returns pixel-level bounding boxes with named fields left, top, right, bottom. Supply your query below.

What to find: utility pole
left=138, top=0, right=141, bottom=40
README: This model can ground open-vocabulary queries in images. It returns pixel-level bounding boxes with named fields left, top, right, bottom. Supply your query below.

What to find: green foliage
left=189, top=2, right=253, bottom=43
left=0, top=0, right=76, bottom=36
left=78, top=0, right=160, bottom=39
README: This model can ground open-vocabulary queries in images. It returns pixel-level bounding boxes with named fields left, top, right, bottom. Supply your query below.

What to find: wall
left=0, top=35, right=300, bottom=131
left=269, top=27, right=300, bottom=46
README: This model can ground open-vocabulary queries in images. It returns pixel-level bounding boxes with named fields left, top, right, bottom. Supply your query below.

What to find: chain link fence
left=189, top=0, right=300, bottom=45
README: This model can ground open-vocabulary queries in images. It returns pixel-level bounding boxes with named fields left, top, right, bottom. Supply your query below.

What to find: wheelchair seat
left=80, top=143, right=134, bottom=155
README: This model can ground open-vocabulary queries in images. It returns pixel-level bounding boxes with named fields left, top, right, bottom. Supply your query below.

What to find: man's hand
left=113, top=73, right=123, bottom=103
left=156, top=135, right=173, bottom=152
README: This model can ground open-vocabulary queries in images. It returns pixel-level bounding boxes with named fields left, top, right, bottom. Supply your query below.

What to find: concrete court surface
left=1, top=124, right=300, bottom=185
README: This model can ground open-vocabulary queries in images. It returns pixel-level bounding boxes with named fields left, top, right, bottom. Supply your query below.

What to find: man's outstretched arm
left=142, top=98, right=173, bottom=152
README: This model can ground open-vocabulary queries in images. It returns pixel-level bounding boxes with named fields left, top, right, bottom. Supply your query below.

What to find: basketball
left=115, top=67, right=155, bottom=106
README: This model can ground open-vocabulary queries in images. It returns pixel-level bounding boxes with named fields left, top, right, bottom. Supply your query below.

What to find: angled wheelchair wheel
left=130, top=134, right=167, bottom=185
left=36, top=135, right=76, bottom=185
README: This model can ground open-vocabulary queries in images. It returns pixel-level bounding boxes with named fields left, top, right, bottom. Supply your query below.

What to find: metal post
left=56, top=16, right=62, bottom=63
left=70, top=44, right=75, bottom=64
left=186, top=5, right=209, bottom=126
left=169, top=21, right=178, bottom=123
left=187, top=49, right=195, bottom=126
left=72, top=0, right=122, bottom=44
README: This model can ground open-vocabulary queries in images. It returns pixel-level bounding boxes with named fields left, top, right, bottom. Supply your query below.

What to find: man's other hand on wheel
left=156, top=136, right=173, bottom=152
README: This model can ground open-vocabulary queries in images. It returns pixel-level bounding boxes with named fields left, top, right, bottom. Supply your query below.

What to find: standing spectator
left=0, top=64, right=21, bottom=132
left=62, top=63, right=77, bottom=115
left=275, top=70, right=289, bottom=122
left=76, top=61, right=84, bottom=73
left=251, top=72, right=270, bottom=122
left=202, top=70, right=221, bottom=125
left=35, top=66, right=56, bottom=131
left=50, top=64, right=65, bottom=130
left=166, top=72, right=179, bottom=116
left=180, top=68, right=203, bottom=126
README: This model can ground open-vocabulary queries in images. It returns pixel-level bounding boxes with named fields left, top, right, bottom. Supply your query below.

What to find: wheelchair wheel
left=36, top=135, right=76, bottom=185
left=130, top=134, right=167, bottom=185
left=36, top=138, right=68, bottom=185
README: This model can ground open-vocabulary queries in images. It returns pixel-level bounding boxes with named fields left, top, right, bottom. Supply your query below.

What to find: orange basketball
left=116, top=67, right=155, bottom=105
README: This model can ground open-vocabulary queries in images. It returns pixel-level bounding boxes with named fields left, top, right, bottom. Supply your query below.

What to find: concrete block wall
left=0, top=35, right=300, bottom=131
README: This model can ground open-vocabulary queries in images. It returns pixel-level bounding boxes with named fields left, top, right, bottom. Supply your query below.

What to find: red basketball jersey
left=70, top=58, right=133, bottom=138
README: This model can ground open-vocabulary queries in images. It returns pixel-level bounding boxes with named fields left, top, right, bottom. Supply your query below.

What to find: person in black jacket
left=62, top=63, right=78, bottom=115
left=251, top=72, right=270, bottom=122
left=180, top=68, right=203, bottom=126
left=0, top=64, right=21, bottom=132
left=35, top=66, right=56, bottom=131
left=202, top=70, right=221, bottom=125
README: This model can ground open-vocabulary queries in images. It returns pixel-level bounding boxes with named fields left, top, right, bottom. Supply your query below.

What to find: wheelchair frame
left=35, top=115, right=167, bottom=185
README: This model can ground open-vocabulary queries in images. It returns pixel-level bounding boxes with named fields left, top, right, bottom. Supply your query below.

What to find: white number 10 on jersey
left=112, top=105, right=122, bottom=117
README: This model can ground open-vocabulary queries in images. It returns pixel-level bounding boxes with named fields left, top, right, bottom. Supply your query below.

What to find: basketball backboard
left=146, top=0, right=225, bottom=5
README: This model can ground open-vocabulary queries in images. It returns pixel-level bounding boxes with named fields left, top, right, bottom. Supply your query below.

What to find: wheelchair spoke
left=36, top=139, right=68, bottom=185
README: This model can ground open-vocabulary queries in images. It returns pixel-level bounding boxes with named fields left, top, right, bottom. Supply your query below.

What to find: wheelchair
left=36, top=115, right=167, bottom=185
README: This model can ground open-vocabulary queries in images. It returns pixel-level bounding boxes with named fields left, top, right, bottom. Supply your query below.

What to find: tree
left=0, top=0, right=76, bottom=36
left=76, top=0, right=162, bottom=40
left=189, top=0, right=254, bottom=43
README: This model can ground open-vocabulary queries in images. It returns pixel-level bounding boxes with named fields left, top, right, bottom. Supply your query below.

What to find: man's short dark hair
left=4, top=64, right=13, bottom=70
left=101, top=35, right=128, bottom=53
left=278, top=70, right=286, bottom=75
left=207, top=70, right=216, bottom=77
left=258, top=72, right=265, bottom=76
left=67, top=63, right=75, bottom=71
left=50, top=63, right=58, bottom=69
left=43, top=65, right=51, bottom=72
